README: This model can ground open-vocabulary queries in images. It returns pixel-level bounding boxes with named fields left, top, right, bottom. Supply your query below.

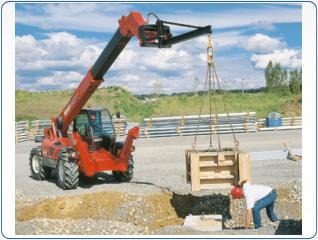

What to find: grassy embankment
left=16, top=87, right=301, bottom=122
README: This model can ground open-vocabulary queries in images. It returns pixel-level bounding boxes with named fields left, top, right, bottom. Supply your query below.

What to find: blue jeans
left=252, top=189, right=278, bottom=228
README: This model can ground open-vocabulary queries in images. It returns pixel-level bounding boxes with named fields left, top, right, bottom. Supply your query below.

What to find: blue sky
left=15, top=2, right=302, bottom=94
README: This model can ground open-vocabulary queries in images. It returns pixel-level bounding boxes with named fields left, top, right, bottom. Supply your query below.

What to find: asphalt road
left=15, top=129, right=302, bottom=198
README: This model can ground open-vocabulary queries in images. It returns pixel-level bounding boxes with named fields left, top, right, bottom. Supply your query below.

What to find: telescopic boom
left=55, top=11, right=212, bottom=133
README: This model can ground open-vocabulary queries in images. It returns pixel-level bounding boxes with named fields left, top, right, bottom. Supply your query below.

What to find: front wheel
left=57, top=150, right=79, bottom=190
left=29, top=147, right=51, bottom=180
left=112, top=157, right=134, bottom=182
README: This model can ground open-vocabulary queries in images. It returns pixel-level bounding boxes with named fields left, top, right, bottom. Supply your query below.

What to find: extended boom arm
left=55, top=12, right=211, bottom=134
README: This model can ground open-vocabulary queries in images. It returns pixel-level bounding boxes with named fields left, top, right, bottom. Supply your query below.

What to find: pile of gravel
left=111, top=194, right=154, bottom=234
left=286, top=181, right=302, bottom=203
left=16, top=218, right=144, bottom=235
left=15, top=180, right=302, bottom=235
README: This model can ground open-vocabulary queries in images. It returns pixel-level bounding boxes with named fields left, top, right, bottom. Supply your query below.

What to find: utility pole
left=192, top=77, right=199, bottom=95
left=153, top=80, right=162, bottom=97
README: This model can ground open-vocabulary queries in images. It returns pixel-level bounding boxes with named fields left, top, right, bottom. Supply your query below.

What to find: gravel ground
left=15, top=130, right=302, bottom=236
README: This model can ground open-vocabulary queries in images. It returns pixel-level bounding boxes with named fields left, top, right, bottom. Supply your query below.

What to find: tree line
left=265, top=60, right=302, bottom=94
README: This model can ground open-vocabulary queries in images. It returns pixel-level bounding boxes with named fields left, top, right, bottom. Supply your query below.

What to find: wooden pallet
left=185, top=148, right=251, bottom=191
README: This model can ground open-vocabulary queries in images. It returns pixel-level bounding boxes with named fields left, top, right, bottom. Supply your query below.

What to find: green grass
left=15, top=87, right=301, bottom=122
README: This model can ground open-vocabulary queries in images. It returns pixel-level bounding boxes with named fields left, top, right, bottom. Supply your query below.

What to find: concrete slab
left=249, top=148, right=302, bottom=161
left=184, top=214, right=222, bottom=232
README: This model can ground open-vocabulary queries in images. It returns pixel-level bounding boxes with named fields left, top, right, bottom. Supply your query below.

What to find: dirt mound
left=16, top=191, right=232, bottom=231
left=16, top=191, right=184, bottom=230
left=16, top=183, right=302, bottom=234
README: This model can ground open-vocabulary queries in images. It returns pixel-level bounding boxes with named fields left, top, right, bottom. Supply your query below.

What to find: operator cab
left=73, top=108, right=116, bottom=151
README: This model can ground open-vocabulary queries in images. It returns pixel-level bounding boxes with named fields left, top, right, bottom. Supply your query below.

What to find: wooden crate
left=185, top=148, right=251, bottom=191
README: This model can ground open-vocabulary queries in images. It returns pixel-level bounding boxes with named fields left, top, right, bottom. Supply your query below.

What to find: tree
left=272, top=63, right=282, bottom=87
left=289, top=69, right=302, bottom=94
left=264, top=61, right=289, bottom=91
left=281, top=69, right=288, bottom=86
left=265, top=61, right=274, bottom=91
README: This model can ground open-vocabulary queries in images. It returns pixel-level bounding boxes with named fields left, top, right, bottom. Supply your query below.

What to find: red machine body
left=29, top=11, right=212, bottom=189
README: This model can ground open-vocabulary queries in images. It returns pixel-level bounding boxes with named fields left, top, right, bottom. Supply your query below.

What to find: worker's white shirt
left=243, top=182, right=273, bottom=209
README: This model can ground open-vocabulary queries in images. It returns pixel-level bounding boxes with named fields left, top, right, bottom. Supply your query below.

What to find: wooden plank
left=191, top=151, right=236, bottom=158
left=199, top=160, right=234, bottom=167
left=198, top=183, right=233, bottom=189
left=199, top=178, right=235, bottom=189
left=200, top=178, right=235, bottom=185
left=199, top=155, right=219, bottom=162
left=200, top=165, right=236, bottom=180
left=238, top=153, right=251, bottom=183
left=200, top=165, right=235, bottom=171
left=200, top=172, right=235, bottom=180
left=190, top=153, right=200, bottom=191
left=233, top=157, right=239, bottom=185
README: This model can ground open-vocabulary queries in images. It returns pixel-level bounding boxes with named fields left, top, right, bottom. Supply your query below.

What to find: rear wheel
left=29, top=147, right=51, bottom=180
left=57, top=149, right=79, bottom=190
left=112, top=157, right=134, bottom=182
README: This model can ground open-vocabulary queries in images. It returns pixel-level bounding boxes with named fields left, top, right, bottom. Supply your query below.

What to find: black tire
left=112, top=156, right=134, bottom=182
left=57, top=149, right=79, bottom=190
left=29, top=147, right=51, bottom=180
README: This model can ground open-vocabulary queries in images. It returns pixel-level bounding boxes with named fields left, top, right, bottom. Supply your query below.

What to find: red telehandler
left=29, top=12, right=212, bottom=189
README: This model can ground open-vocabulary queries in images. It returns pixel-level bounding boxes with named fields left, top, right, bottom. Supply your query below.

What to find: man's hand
left=245, top=208, right=253, bottom=229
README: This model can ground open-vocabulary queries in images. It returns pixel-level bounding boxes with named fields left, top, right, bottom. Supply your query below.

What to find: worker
left=89, top=112, right=104, bottom=135
left=89, top=112, right=111, bottom=149
left=231, top=180, right=279, bottom=229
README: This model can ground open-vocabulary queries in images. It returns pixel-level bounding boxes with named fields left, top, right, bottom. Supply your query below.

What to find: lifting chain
left=192, top=33, right=240, bottom=151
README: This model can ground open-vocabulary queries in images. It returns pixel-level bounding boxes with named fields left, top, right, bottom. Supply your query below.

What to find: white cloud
left=243, top=33, right=286, bottom=53
left=15, top=30, right=270, bottom=93
left=16, top=3, right=301, bottom=33
left=16, top=3, right=133, bottom=32
left=16, top=30, right=300, bottom=94
left=161, top=5, right=301, bottom=30
left=251, top=49, right=302, bottom=69
left=15, top=35, right=48, bottom=61
left=212, top=31, right=248, bottom=49
left=37, top=71, right=84, bottom=87
left=248, top=20, right=276, bottom=31
left=195, top=32, right=286, bottom=55
left=110, top=41, right=202, bottom=73
left=109, top=73, right=140, bottom=83
left=41, top=32, right=85, bottom=59
left=16, top=32, right=208, bottom=93
left=15, top=3, right=302, bottom=94
left=77, top=45, right=102, bottom=67
left=16, top=32, right=101, bottom=71
left=140, top=49, right=192, bottom=71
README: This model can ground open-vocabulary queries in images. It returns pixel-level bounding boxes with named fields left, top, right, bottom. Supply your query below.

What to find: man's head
left=231, top=186, right=244, bottom=199
left=231, top=179, right=249, bottom=199
left=89, top=112, right=96, bottom=122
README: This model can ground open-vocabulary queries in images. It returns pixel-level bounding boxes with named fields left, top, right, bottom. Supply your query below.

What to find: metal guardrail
left=112, top=118, right=127, bottom=136
left=140, top=112, right=257, bottom=138
left=15, top=118, right=127, bottom=143
left=15, top=115, right=302, bottom=142
left=15, top=121, right=29, bottom=143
